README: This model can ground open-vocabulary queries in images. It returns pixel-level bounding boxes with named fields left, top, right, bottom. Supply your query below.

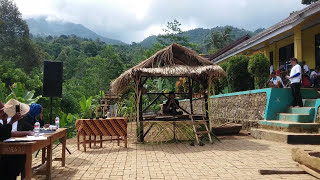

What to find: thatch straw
left=111, top=43, right=226, bottom=94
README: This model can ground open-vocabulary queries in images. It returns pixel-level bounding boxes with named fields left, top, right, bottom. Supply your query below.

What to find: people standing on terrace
left=286, top=58, right=303, bottom=107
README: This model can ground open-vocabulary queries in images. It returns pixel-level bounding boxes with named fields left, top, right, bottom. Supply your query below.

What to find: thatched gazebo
left=111, top=43, right=226, bottom=142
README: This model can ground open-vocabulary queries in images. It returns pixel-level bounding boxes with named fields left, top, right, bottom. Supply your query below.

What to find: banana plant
left=6, top=82, right=41, bottom=104
left=79, top=96, right=93, bottom=118
left=60, top=112, right=80, bottom=138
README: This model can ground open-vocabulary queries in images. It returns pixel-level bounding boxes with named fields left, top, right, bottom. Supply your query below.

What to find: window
left=279, top=43, right=294, bottom=66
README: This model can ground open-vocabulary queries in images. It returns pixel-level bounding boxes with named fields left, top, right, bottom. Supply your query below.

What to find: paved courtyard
left=31, top=127, right=320, bottom=180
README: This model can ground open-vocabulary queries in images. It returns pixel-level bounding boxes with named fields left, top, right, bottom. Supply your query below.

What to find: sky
left=14, top=0, right=306, bottom=43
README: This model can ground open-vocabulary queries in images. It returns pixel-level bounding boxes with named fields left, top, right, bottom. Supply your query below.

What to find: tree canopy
left=0, top=0, right=43, bottom=72
left=301, top=0, right=318, bottom=4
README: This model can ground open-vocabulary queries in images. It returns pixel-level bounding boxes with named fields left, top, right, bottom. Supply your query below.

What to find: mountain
left=26, top=18, right=125, bottom=45
left=139, top=26, right=264, bottom=48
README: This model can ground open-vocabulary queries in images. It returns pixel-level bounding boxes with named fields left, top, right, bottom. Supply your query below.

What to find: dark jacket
left=0, top=124, right=12, bottom=141
left=17, top=115, right=44, bottom=131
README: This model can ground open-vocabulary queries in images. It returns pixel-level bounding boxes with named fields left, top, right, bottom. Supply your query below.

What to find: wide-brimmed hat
left=2, top=99, right=30, bottom=117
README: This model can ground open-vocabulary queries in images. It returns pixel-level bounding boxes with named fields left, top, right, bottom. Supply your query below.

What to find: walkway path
left=31, top=127, right=319, bottom=180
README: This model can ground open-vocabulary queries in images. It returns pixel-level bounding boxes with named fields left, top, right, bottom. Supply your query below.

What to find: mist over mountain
left=26, top=18, right=126, bottom=45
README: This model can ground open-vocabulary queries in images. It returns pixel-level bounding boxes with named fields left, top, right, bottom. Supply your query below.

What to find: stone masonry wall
left=211, top=93, right=267, bottom=129
left=180, top=93, right=267, bottom=129
left=316, top=106, right=320, bottom=123
left=179, top=99, right=204, bottom=115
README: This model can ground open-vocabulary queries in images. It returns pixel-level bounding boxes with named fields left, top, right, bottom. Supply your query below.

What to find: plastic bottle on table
left=55, top=116, right=60, bottom=129
left=34, top=121, right=40, bottom=137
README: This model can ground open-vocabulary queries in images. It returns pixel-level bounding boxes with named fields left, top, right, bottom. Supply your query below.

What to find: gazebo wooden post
left=204, top=94, right=209, bottom=120
left=188, top=77, right=194, bottom=114
left=207, top=76, right=213, bottom=131
left=202, top=79, right=209, bottom=120
left=138, top=77, right=144, bottom=142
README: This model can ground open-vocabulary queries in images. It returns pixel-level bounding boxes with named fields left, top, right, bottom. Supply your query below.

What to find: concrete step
left=303, top=99, right=316, bottom=107
left=251, top=128, right=320, bottom=144
left=278, top=113, right=314, bottom=123
left=287, top=107, right=315, bottom=115
left=259, top=120, right=320, bottom=133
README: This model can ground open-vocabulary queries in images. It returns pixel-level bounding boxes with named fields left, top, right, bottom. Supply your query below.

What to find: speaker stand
left=50, top=96, right=53, bottom=125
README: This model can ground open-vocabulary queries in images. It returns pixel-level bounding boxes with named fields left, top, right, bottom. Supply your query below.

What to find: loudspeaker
left=43, top=61, right=63, bottom=97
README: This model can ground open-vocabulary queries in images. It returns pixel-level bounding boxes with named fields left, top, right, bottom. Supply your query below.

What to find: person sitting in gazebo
left=163, top=91, right=183, bottom=115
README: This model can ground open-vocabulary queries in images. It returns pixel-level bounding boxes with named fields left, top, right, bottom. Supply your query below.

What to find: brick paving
left=30, top=125, right=320, bottom=180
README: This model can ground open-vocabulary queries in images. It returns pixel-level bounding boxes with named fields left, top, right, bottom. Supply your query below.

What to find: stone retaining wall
left=316, top=106, right=320, bottom=123
left=179, top=99, right=204, bottom=115
left=180, top=92, right=267, bottom=129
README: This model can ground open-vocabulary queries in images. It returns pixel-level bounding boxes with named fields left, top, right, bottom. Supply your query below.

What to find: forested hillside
left=140, top=27, right=264, bottom=50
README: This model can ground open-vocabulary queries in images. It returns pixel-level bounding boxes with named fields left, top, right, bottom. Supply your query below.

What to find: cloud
left=14, top=0, right=305, bottom=43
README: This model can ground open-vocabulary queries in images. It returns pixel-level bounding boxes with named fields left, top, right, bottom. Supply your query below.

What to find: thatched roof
left=111, top=43, right=226, bottom=94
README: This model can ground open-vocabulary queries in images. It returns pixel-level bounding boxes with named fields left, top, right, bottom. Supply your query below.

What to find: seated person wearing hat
left=163, top=91, right=183, bottom=115
left=268, top=72, right=285, bottom=88
left=0, top=99, right=33, bottom=137
left=0, top=100, right=29, bottom=180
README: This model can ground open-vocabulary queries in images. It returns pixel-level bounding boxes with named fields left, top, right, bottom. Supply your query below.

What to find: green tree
left=56, top=49, right=68, bottom=62
left=0, top=61, right=42, bottom=93
left=205, top=26, right=234, bottom=52
left=0, top=0, right=42, bottom=71
left=81, top=41, right=98, bottom=57
left=157, top=19, right=199, bottom=51
left=302, top=0, right=318, bottom=4
left=0, top=80, right=7, bottom=101
left=248, top=53, right=270, bottom=89
left=227, top=55, right=254, bottom=92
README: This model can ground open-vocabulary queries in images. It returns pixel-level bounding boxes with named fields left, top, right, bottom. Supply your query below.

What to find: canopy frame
left=136, top=75, right=211, bottom=142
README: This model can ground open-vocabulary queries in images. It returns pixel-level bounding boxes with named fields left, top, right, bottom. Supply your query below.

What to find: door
left=316, top=34, right=320, bottom=67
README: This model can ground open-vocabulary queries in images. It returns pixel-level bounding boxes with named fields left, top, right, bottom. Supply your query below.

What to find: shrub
left=248, top=53, right=270, bottom=89
left=214, top=62, right=229, bottom=94
left=227, top=55, right=254, bottom=92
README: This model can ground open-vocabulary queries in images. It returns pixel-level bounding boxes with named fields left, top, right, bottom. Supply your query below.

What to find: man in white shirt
left=268, top=72, right=285, bottom=88
left=286, top=58, right=303, bottom=107
left=310, top=67, right=320, bottom=87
